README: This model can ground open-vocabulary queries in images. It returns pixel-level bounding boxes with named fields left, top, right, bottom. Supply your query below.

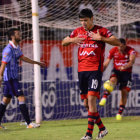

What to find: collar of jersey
left=9, top=40, right=19, bottom=49
left=82, top=25, right=96, bottom=32
left=89, top=25, right=96, bottom=31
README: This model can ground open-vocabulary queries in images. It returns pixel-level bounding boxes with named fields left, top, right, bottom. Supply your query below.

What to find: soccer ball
left=103, top=80, right=114, bottom=92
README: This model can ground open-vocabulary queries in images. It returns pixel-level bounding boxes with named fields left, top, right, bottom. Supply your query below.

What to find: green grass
left=0, top=116, right=140, bottom=140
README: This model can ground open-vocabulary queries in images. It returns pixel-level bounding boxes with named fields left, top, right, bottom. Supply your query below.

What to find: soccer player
left=99, top=38, right=136, bottom=121
left=62, top=8, right=122, bottom=140
left=0, top=28, right=46, bottom=129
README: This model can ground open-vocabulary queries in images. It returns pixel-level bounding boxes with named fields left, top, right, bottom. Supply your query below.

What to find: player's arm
left=104, top=47, right=114, bottom=71
left=101, top=35, right=121, bottom=46
left=62, top=36, right=85, bottom=46
left=0, top=63, right=6, bottom=86
left=89, top=30, right=121, bottom=46
left=103, top=58, right=111, bottom=71
left=0, top=47, right=12, bottom=86
left=20, top=56, right=46, bottom=67
left=119, top=54, right=136, bottom=71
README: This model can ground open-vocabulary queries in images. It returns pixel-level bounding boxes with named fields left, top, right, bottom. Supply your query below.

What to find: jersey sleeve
left=100, top=27, right=113, bottom=38
left=2, top=47, right=12, bottom=64
left=18, top=48, right=24, bottom=58
left=107, top=48, right=115, bottom=59
left=129, top=48, right=136, bottom=56
left=69, top=29, right=78, bottom=38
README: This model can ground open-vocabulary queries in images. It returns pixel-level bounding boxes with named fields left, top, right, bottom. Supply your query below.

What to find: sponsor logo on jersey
left=80, top=51, right=96, bottom=56
left=115, top=62, right=127, bottom=66
left=80, top=44, right=98, bottom=48
left=114, top=53, right=120, bottom=58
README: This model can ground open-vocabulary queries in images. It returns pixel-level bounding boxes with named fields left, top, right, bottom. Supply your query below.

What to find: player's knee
left=122, top=87, right=131, bottom=93
left=121, top=88, right=129, bottom=97
left=103, top=80, right=114, bottom=92
left=84, top=99, right=88, bottom=106
left=110, top=77, right=117, bottom=84
left=18, top=95, right=26, bottom=102
left=2, top=97, right=11, bottom=104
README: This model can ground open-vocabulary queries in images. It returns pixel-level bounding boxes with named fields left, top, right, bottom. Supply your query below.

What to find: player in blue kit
left=0, top=28, right=45, bottom=129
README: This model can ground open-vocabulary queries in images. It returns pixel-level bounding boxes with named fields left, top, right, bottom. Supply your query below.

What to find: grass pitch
left=0, top=116, right=140, bottom=140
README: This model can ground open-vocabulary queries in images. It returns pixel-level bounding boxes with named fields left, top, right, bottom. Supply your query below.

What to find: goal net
left=0, top=0, right=140, bottom=123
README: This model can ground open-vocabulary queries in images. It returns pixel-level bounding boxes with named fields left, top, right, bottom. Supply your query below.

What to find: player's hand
left=0, top=75, right=3, bottom=87
left=36, top=62, right=46, bottom=67
left=89, top=30, right=101, bottom=41
left=119, top=66, right=125, bottom=71
left=72, top=37, right=85, bottom=44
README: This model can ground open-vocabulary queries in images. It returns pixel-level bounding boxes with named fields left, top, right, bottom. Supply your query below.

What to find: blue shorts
left=3, top=79, right=24, bottom=98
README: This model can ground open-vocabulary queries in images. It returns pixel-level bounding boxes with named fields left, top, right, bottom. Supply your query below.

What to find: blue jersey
left=2, top=43, right=23, bottom=81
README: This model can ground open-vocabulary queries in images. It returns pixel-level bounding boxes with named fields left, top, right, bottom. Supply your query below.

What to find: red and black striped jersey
left=108, top=46, right=136, bottom=72
left=70, top=25, right=112, bottom=72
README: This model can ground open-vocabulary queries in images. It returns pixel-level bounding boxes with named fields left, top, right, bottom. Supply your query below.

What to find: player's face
left=119, top=44, right=126, bottom=52
left=80, top=17, right=93, bottom=31
left=14, top=30, right=21, bottom=43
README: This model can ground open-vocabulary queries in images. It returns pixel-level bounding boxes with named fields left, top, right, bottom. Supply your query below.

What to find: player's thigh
left=120, top=72, right=132, bottom=91
left=12, top=79, right=24, bottom=97
left=5, top=79, right=24, bottom=97
left=3, top=81, right=12, bottom=98
left=78, top=72, right=88, bottom=94
left=88, top=71, right=102, bottom=92
left=110, top=69, right=120, bottom=83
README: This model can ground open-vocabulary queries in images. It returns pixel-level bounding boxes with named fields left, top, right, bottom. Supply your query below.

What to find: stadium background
left=0, top=0, right=140, bottom=123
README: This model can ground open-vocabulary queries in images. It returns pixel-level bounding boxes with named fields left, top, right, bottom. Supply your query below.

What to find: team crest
left=125, top=55, right=128, bottom=58
left=3, top=52, right=8, bottom=58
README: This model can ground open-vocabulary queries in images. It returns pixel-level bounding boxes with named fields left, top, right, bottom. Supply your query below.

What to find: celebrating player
left=62, top=8, right=122, bottom=140
left=0, top=28, right=46, bottom=129
left=99, top=38, right=136, bottom=120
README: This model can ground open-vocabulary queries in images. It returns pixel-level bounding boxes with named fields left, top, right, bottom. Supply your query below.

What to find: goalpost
left=31, top=0, right=42, bottom=124
left=0, top=0, right=140, bottom=123
left=117, top=0, right=121, bottom=38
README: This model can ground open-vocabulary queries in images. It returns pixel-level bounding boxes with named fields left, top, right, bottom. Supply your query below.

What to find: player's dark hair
left=79, top=8, right=93, bottom=18
left=7, top=28, right=20, bottom=40
left=119, top=38, right=126, bottom=45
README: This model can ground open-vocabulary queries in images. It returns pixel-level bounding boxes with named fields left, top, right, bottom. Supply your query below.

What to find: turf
left=0, top=116, right=140, bottom=140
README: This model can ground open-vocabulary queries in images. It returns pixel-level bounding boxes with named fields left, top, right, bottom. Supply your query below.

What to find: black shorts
left=3, top=79, right=24, bottom=98
left=110, top=69, right=132, bottom=90
left=78, top=71, right=102, bottom=99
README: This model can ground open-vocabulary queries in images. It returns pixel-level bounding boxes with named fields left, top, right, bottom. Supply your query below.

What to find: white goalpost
left=31, top=0, right=42, bottom=124
left=0, top=0, right=139, bottom=123
left=117, top=0, right=121, bottom=38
